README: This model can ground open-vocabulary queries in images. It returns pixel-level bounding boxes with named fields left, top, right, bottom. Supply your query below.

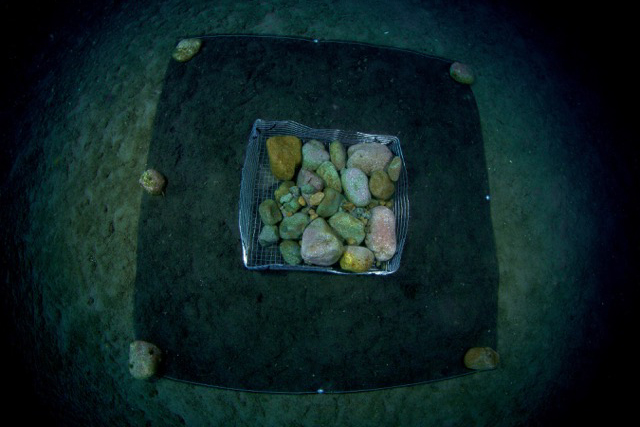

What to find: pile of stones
left=259, top=135, right=402, bottom=273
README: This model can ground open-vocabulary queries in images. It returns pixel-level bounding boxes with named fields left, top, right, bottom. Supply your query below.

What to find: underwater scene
left=1, top=0, right=637, bottom=425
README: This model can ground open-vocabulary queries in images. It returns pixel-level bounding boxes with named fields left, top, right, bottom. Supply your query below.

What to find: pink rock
left=300, top=218, right=344, bottom=266
left=341, top=167, right=371, bottom=207
left=346, top=143, right=393, bottom=176
left=449, top=62, right=475, bottom=85
left=296, top=168, right=324, bottom=192
left=365, top=206, right=397, bottom=261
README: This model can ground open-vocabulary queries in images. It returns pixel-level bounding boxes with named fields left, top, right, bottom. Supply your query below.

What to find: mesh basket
left=239, top=119, right=409, bottom=275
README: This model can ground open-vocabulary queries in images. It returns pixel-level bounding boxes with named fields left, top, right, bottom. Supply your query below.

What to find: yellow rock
left=266, top=136, right=301, bottom=180
left=298, top=196, right=306, bottom=206
left=463, top=347, right=500, bottom=370
left=340, top=246, right=375, bottom=273
left=309, top=191, right=325, bottom=206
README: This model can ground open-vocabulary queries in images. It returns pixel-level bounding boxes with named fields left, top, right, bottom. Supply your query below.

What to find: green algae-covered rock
left=329, top=140, right=346, bottom=171
left=259, top=199, right=283, bottom=225
left=258, top=224, right=279, bottom=247
left=316, top=161, right=342, bottom=193
left=302, top=139, right=330, bottom=171
left=328, top=212, right=365, bottom=245
left=279, top=212, right=309, bottom=240
left=279, top=240, right=302, bottom=265
left=316, top=187, right=343, bottom=218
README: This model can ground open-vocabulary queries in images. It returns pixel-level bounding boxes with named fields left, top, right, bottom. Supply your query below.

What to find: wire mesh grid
left=239, top=119, right=409, bottom=274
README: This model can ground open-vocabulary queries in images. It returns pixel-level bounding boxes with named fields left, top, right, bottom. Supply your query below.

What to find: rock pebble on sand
left=463, top=347, right=500, bottom=370
left=172, top=38, right=203, bottom=62
left=129, top=340, right=162, bottom=380
left=139, top=169, right=166, bottom=195
left=449, top=61, right=475, bottom=85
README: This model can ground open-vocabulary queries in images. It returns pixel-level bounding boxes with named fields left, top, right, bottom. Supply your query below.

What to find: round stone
left=309, top=192, right=325, bottom=206
left=258, top=224, right=279, bottom=247
left=328, top=212, right=365, bottom=245
left=302, top=139, right=330, bottom=171
left=463, top=347, right=500, bottom=370
left=129, top=340, right=162, bottom=380
left=316, top=187, right=343, bottom=218
left=279, top=240, right=302, bottom=265
left=258, top=199, right=282, bottom=225
left=279, top=212, right=309, bottom=240
left=297, top=168, right=324, bottom=193
left=449, top=61, right=475, bottom=84
left=172, top=38, right=203, bottom=62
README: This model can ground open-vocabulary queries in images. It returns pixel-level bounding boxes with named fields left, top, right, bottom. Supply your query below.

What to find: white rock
left=346, top=143, right=393, bottom=175
left=341, top=167, right=371, bottom=207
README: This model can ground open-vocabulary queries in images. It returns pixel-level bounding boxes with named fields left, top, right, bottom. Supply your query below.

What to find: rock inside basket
left=239, top=120, right=409, bottom=275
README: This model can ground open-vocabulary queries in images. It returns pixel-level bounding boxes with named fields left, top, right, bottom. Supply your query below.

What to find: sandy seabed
left=1, top=0, right=637, bottom=425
